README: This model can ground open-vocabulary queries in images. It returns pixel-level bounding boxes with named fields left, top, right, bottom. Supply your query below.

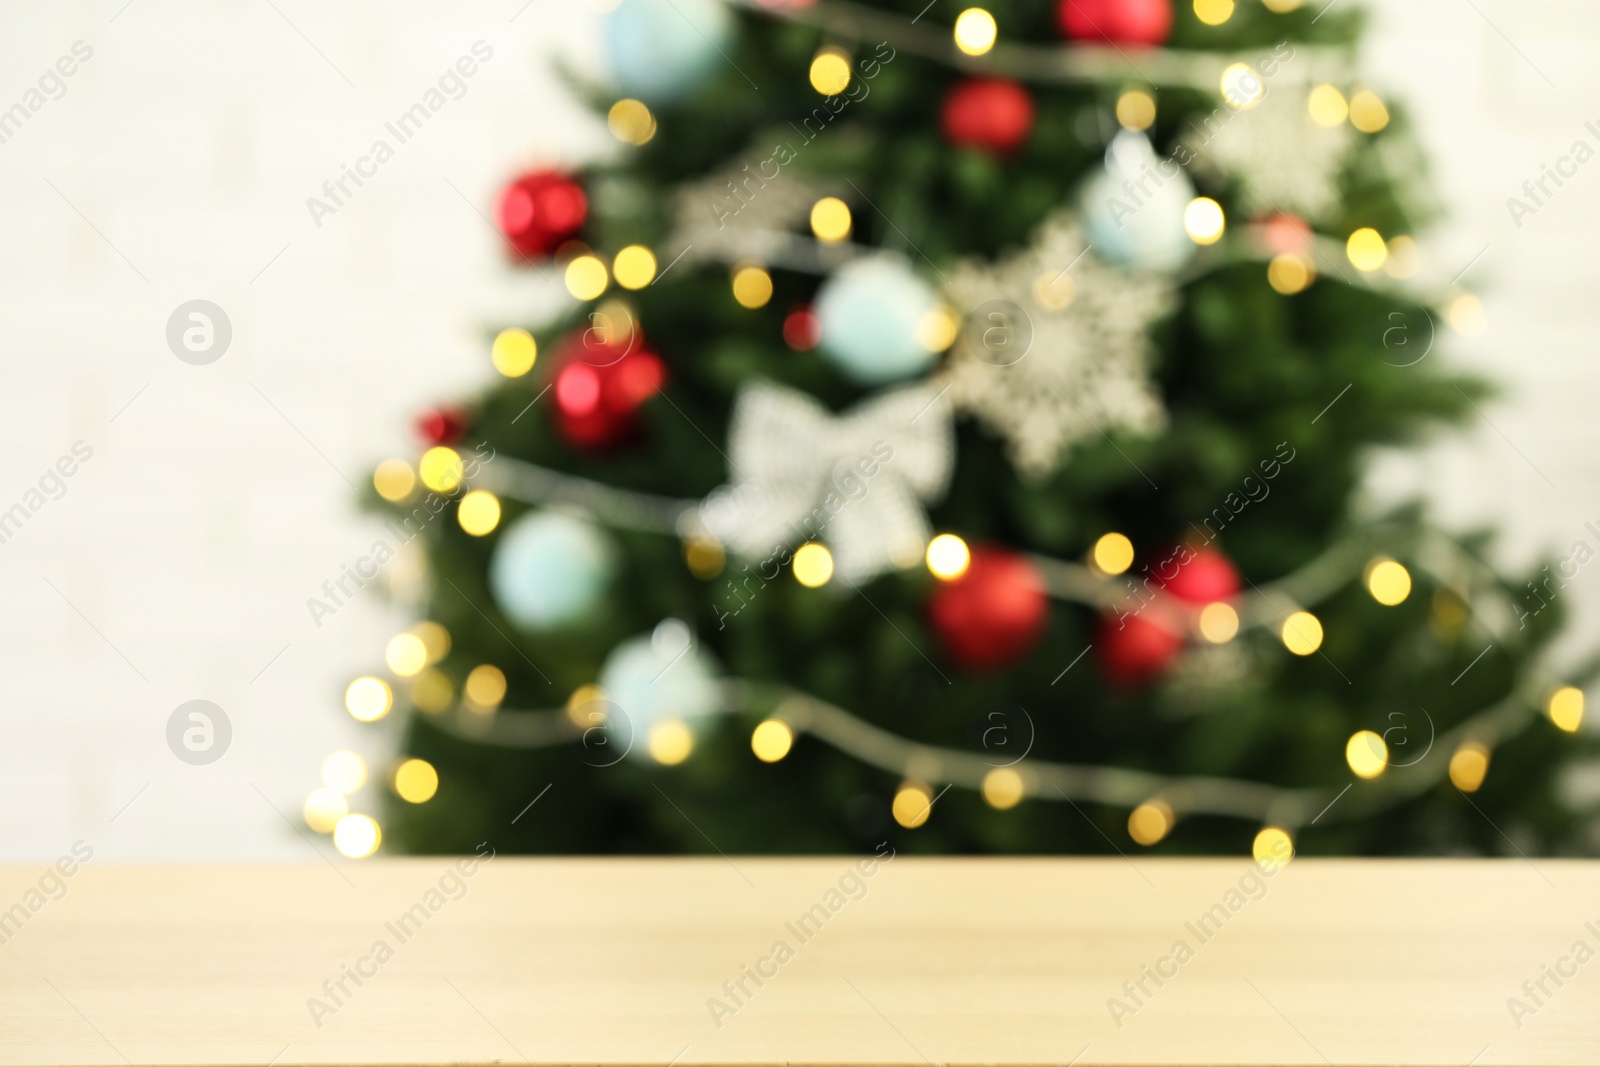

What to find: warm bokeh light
left=1307, top=84, right=1349, bottom=127
left=1281, top=611, right=1323, bottom=655
left=565, top=254, right=609, bottom=300
left=1197, top=602, right=1239, bottom=644
left=1033, top=270, right=1076, bottom=310
left=981, top=767, right=1024, bottom=810
left=1092, top=532, right=1135, bottom=576
left=926, top=534, right=972, bottom=581
left=333, top=813, right=381, bottom=858
left=1384, top=235, right=1420, bottom=279
left=1346, top=729, right=1388, bottom=779
left=410, top=668, right=454, bottom=714
left=411, top=620, right=450, bottom=663
left=344, top=676, right=393, bottom=723
left=731, top=264, right=773, bottom=309
left=491, top=328, right=537, bottom=377
left=1447, top=293, right=1487, bottom=337
left=613, top=245, right=657, bottom=289
left=915, top=305, right=961, bottom=352
left=373, top=458, right=416, bottom=502
left=418, top=446, right=463, bottom=492
left=591, top=298, right=637, bottom=349
left=1128, top=800, right=1173, bottom=845
left=1219, top=62, right=1266, bottom=109
left=648, top=719, right=694, bottom=765
left=1253, top=826, right=1294, bottom=870
left=464, top=664, right=508, bottom=711
left=1116, top=89, right=1155, bottom=131
left=1365, top=558, right=1412, bottom=606
left=685, top=537, right=726, bottom=579
left=751, top=719, right=794, bottom=762
left=303, top=787, right=348, bottom=833
left=385, top=632, right=428, bottom=677
left=1346, top=227, right=1388, bottom=271
left=1263, top=0, right=1302, bottom=9
left=457, top=490, right=502, bottom=536
left=1548, top=687, right=1585, bottom=733
left=394, top=758, right=440, bottom=804
left=1449, top=742, right=1490, bottom=792
left=810, top=197, right=852, bottom=243
left=953, top=8, right=998, bottom=56
left=607, top=98, right=655, bottom=145
left=793, top=542, right=835, bottom=588
left=809, top=49, right=852, bottom=95
left=1267, top=253, right=1313, bottom=295
left=1193, top=0, right=1234, bottom=26
left=322, top=750, right=367, bottom=795
left=1184, top=197, right=1225, bottom=244
left=892, top=782, right=934, bottom=827
left=1349, top=89, right=1390, bottom=133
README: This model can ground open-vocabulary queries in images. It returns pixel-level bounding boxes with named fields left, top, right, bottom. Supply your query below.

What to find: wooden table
left=2, top=856, right=1596, bottom=1066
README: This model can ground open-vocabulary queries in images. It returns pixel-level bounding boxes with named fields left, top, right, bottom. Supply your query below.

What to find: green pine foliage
left=369, top=0, right=1598, bottom=856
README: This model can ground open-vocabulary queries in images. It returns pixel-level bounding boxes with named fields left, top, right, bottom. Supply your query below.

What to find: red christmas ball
left=1158, top=546, right=1240, bottom=605
left=1262, top=212, right=1313, bottom=255
left=1057, top=0, right=1172, bottom=46
left=927, top=547, right=1049, bottom=671
left=1095, top=611, right=1183, bottom=685
left=550, top=327, right=667, bottom=449
left=782, top=305, right=820, bottom=351
left=497, top=170, right=588, bottom=260
left=941, top=77, right=1035, bottom=154
left=414, top=406, right=467, bottom=446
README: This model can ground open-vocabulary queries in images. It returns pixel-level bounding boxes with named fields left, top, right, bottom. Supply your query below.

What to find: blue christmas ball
left=816, top=257, right=939, bottom=385
left=1080, top=130, right=1196, bottom=272
left=606, top=0, right=733, bottom=104
left=599, top=619, right=721, bottom=757
left=489, top=511, right=613, bottom=631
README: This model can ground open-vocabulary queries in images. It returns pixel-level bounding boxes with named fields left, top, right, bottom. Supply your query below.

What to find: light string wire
left=416, top=4, right=1517, bottom=837
left=723, top=0, right=1357, bottom=91
left=418, top=454, right=1581, bottom=831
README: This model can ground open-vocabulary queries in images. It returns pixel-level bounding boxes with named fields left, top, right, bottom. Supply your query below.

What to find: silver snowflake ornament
left=935, top=211, right=1173, bottom=480
left=1181, top=80, right=1354, bottom=222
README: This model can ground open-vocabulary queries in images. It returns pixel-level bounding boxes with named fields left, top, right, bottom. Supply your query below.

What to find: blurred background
left=0, top=0, right=1595, bottom=860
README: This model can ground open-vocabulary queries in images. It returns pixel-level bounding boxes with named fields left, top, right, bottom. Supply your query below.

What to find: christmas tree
left=314, top=0, right=1599, bottom=860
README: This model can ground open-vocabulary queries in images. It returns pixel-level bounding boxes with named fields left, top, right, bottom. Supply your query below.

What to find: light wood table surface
left=1, top=856, right=1596, bottom=1067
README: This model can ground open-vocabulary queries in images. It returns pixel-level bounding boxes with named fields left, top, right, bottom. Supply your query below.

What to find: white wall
left=1362, top=0, right=1600, bottom=667
left=0, top=0, right=1594, bottom=861
left=0, top=0, right=604, bottom=860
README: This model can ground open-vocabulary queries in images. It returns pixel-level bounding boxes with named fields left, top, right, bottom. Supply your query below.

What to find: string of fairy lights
left=317, top=438, right=1591, bottom=861
left=308, top=0, right=1539, bottom=859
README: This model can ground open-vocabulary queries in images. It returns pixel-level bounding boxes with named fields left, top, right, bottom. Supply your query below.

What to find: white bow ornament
left=698, top=380, right=954, bottom=584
